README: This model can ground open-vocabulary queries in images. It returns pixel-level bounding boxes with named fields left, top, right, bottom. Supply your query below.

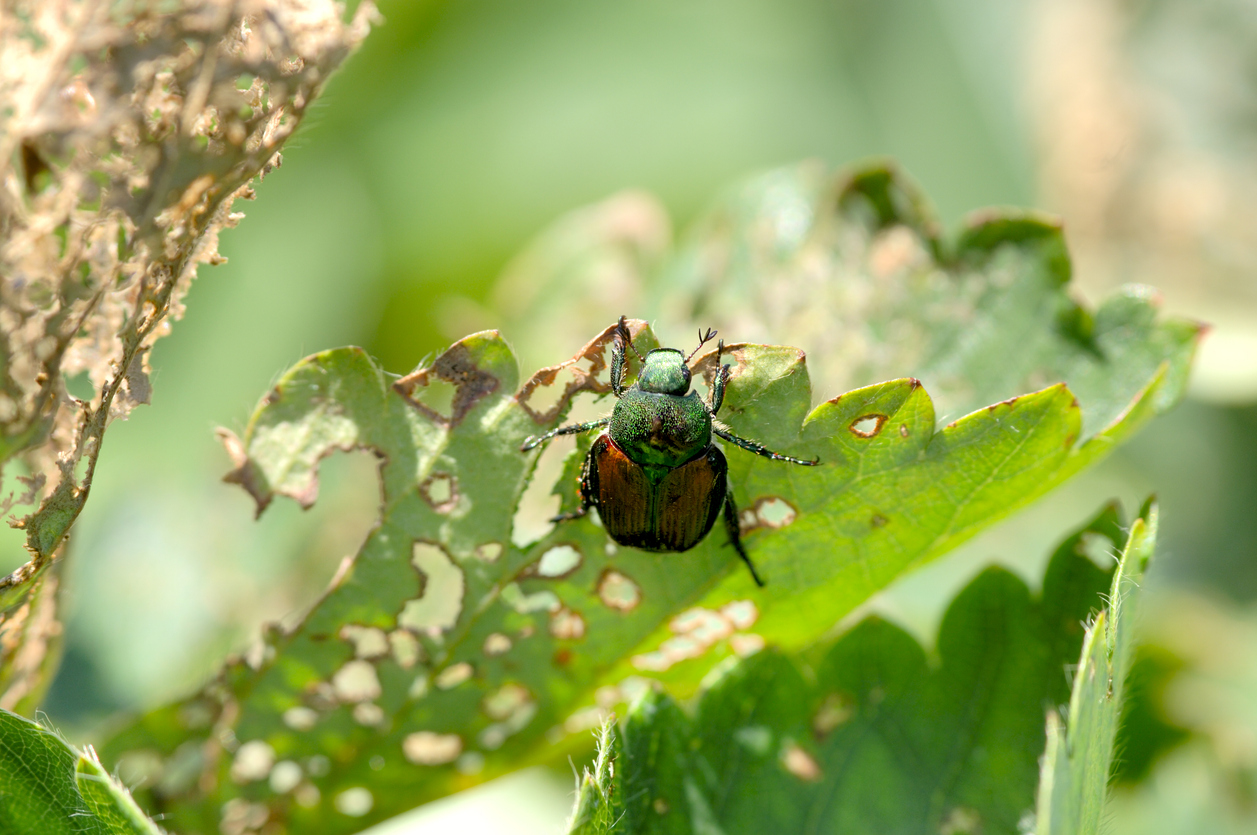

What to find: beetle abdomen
left=589, top=435, right=726, bottom=553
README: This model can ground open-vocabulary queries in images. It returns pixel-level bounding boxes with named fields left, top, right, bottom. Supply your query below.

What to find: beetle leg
left=611, top=316, right=629, bottom=397
left=713, top=426, right=820, bottom=466
left=550, top=446, right=595, bottom=522
left=709, top=339, right=729, bottom=415
left=520, top=418, right=609, bottom=452
left=723, top=490, right=765, bottom=587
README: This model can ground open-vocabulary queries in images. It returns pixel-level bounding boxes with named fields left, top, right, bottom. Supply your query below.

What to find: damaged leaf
left=0, top=0, right=376, bottom=711
left=102, top=288, right=1183, bottom=834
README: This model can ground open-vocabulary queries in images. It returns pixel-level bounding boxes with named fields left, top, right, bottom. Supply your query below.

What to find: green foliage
left=93, top=163, right=1196, bottom=835
left=1035, top=500, right=1155, bottom=835
left=568, top=503, right=1152, bottom=835
left=0, top=708, right=161, bottom=835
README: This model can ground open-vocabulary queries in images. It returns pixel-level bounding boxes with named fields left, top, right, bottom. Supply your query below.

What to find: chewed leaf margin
left=103, top=305, right=1182, bottom=835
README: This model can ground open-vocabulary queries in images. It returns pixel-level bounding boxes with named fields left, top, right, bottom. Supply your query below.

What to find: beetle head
left=636, top=349, right=691, bottom=396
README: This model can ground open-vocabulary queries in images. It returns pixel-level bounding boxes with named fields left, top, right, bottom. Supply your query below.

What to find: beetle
left=520, top=316, right=818, bottom=586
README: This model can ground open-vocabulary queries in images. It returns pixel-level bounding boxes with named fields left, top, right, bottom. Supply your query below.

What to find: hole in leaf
left=597, top=569, right=641, bottom=611
left=753, top=497, right=797, bottom=529
left=334, top=787, right=373, bottom=817
left=332, top=660, right=380, bottom=703
left=399, top=542, right=464, bottom=633
left=340, top=624, right=388, bottom=659
left=537, top=544, right=582, bottom=577
left=283, top=707, right=318, bottom=731
left=780, top=742, right=823, bottom=782
left=229, top=741, right=274, bottom=783
left=550, top=607, right=586, bottom=640
left=222, top=799, right=270, bottom=831
left=353, top=703, right=384, bottom=726
left=483, top=682, right=533, bottom=721
left=473, top=542, right=503, bottom=562
left=483, top=633, right=512, bottom=655
left=269, top=760, right=302, bottom=794
left=394, top=341, right=501, bottom=426
left=849, top=413, right=888, bottom=438
left=389, top=630, right=422, bottom=668
left=730, top=634, right=765, bottom=656
left=671, top=608, right=733, bottom=643
left=564, top=706, right=609, bottom=734
left=419, top=473, right=458, bottom=514
left=435, top=662, right=473, bottom=689
left=721, top=600, right=759, bottom=630
left=403, top=732, right=462, bottom=765
left=516, top=320, right=627, bottom=423
left=512, top=434, right=571, bottom=547
left=294, top=784, right=320, bottom=808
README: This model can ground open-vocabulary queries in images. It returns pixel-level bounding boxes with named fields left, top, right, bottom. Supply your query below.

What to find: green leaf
left=566, top=503, right=1145, bottom=834
left=99, top=164, right=1194, bottom=835
left=0, top=708, right=162, bottom=835
left=649, top=163, right=1199, bottom=439
left=1034, top=499, right=1156, bottom=835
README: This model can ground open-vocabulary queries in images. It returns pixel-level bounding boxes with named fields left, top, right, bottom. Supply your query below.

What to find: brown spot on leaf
left=394, top=341, right=500, bottom=427
left=553, top=648, right=573, bottom=666
left=516, top=319, right=650, bottom=424
left=870, top=513, right=889, bottom=528
left=218, top=427, right=273, bottom=516
left=849, top=413, right=887, bottom=438
left=988, top=395, right=1020, bottom=411
left=419, top=473, right=458, bottom=514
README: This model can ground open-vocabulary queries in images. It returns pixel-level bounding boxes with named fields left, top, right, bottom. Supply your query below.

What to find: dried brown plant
left=0, top=0, right=375, bottom=712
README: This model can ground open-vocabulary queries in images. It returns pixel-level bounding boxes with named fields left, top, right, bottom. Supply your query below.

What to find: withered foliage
left=0, top=0, right=374, bottom=712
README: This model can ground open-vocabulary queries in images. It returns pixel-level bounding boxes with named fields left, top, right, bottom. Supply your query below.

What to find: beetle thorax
left=635, top=349, right=691, bottom=396
left=607, top=388, right=712, bottom=476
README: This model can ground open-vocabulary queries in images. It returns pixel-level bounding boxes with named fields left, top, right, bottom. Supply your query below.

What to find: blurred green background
left=5, top=0, right=1256, bottom=830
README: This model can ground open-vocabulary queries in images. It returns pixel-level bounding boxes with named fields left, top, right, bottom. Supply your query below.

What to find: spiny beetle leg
left=710, top=342, right=730, bottom=415
left=520, top=418, right=609, bottom=452
left=550, top=444, right=596, bottom=523
left=713, top=426, right=820, bottom=466
left=723, top=490, right=765, bottom=587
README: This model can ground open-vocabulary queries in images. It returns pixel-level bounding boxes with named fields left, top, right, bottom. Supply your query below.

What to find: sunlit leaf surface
left=0, top=709, right=160, bottom=835
left=99, top=164, right=1195, bottom=834
left=1036, top=501, right=1155, bottom=835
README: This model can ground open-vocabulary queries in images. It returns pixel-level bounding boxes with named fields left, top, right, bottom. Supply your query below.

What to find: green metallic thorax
left=607, top=348, right=712, bottom=484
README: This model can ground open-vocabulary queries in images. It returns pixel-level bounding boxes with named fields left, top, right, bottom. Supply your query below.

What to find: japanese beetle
left=520, top=317, right=818, bottom=586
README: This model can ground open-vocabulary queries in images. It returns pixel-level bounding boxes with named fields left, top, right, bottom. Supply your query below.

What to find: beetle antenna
left=617, top=315, right=646, bottom=363
left=685, top=327, right=718, bottom=364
